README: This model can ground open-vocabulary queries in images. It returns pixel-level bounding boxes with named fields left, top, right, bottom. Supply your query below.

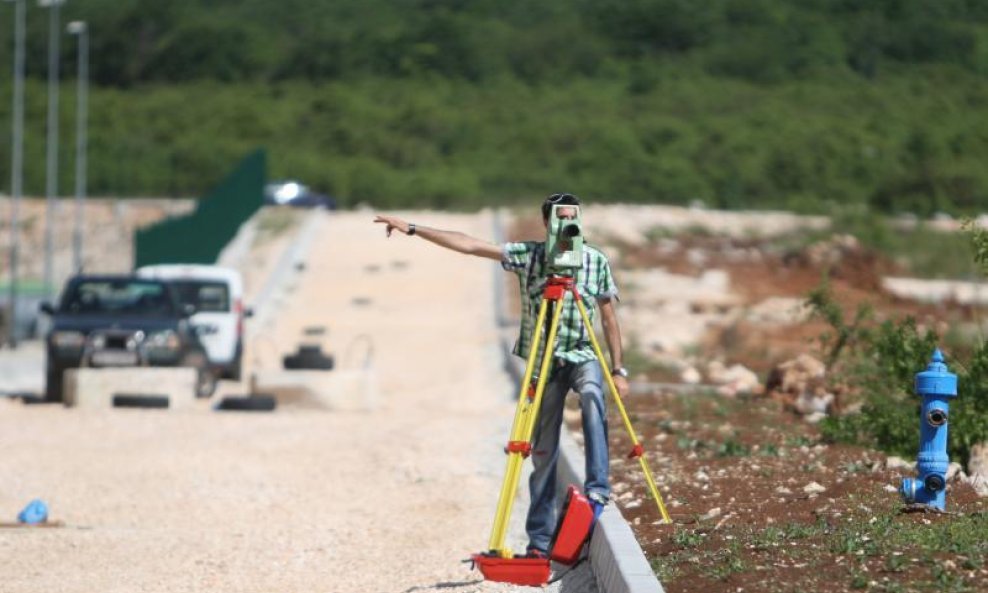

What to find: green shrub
left=815, top=260, right=988, bottom=465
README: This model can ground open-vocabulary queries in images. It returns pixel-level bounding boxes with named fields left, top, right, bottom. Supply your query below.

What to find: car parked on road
left=136, top=264, right=250, bottom=381
left=264, top=180, right=337, bottom=210
left=40, top=275, right=216, bottom=402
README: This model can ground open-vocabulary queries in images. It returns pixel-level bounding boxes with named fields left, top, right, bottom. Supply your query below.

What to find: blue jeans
left=526, top=359, right=610, bottom=553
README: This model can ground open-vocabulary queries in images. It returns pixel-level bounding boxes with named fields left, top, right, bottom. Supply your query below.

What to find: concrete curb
left=247, top=211, right=323, bottom=333
left=558, top=431, right=664, bottom=593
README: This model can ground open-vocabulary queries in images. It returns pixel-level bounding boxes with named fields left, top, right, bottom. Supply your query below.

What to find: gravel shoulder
left=0, top=210, right=533, bottom=592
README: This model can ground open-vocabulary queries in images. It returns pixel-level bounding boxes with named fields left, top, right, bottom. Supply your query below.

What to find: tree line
left=0, top=0, right=986, bottom=213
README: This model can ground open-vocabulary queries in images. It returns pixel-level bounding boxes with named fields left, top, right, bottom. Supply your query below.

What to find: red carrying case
left=549, top=485, right=595, bottom=565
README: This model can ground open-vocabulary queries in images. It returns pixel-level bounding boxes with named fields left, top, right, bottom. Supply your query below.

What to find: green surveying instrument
left=545, top=203, right=584, bottom=271
left=472, top=201, right=672, bottom=586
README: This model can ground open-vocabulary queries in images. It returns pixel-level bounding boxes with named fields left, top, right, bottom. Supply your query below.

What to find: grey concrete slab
left=0, top=339, right=44, bottom=396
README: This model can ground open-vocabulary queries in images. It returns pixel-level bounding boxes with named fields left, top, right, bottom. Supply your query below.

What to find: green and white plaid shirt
left=502, top=241, right=619, bottom=365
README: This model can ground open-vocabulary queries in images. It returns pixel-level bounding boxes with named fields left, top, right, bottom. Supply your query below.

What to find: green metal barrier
left=134, top=149, right=265, bottom=268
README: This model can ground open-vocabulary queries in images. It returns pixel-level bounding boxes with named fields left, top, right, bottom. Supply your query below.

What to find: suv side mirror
left=244, top=307, right=254, bottom=319
left=39, top=302, right=55, bottom=316
left=182, top=303, right=197, bottom=317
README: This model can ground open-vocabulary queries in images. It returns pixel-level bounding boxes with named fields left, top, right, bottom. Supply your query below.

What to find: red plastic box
left=550, top=485, right=594, bottom=565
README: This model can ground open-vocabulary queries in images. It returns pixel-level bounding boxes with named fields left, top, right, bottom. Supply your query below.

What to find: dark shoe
left=523, top=548, right=549, bottom=559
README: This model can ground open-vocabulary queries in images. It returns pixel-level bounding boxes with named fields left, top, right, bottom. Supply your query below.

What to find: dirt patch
left=601, top=392, right=988, bottom=593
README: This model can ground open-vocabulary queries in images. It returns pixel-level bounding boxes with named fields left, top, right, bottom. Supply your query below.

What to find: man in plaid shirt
left=375, top=194, right=629, bottom=558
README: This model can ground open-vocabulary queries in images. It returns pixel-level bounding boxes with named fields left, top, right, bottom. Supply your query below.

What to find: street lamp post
left=5, top=0, right=26, bottom=348
left=67, top=20, right=87, bottom=274
left=39, top=0, right=65, bottom=301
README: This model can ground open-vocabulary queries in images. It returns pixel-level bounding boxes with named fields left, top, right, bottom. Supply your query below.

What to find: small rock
left=694, top=470, right=710, bottom=482
left=886, top=456, right=914, bottom=471
left=680, top=366, right=701, bottom=385
left=803, top=482, right=826, bottom=495
left=775, top=486, right=792, bottom=495
left=706, top=360, right=727, bottom=383
left=883, top=484, right=899, bottom=493
left=947, top=462, right=963, bottom=482
left=967, top=442, right=988, bottom=497
left=700, top=507, right=722, bottom=521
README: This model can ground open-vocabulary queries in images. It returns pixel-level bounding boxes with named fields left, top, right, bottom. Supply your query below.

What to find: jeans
left=526, top=359, right=610, bottom=553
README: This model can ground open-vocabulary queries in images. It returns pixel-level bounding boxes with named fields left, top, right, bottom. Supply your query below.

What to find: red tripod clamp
left=505, top=441, right=532, bottom=457
left=543, top=276, right=574, bottom=301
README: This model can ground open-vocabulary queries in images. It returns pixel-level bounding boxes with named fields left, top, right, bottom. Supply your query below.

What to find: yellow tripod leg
left=487, top=296, right=566, bottom=555
left=574, top=297, right=672, bottom=524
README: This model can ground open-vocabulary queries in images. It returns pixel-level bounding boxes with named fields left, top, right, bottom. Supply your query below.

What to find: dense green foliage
left=1, top=0, right=987, bottom=210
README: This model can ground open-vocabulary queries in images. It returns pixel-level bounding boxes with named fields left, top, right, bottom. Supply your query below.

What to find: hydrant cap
left=915, top=349, right=957, bottom=397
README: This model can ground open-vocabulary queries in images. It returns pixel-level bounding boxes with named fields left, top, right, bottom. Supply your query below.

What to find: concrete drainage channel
left=493, top=211, right=664, bottom=593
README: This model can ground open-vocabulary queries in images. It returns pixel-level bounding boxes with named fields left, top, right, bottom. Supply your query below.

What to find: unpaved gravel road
left=0, top=210, right=535, bottom=592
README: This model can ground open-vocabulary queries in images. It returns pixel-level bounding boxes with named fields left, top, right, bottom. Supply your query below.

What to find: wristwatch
left=612, top=367, right=629, bottom=378
left=407, top=223, right=417, bottom=236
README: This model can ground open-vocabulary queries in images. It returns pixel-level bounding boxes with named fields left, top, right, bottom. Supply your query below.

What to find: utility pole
left=5, top=0, right=26, bottom=348
left=68, top=20, right=87, bottom=274
left=40, top=0, right=66, bottom=300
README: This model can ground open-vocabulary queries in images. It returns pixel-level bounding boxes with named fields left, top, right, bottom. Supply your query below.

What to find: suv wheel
left=45, top=366, right=64, bottom=403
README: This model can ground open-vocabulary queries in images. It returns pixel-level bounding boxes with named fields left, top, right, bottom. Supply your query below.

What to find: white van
left=136, top=264, right=250, bottom=380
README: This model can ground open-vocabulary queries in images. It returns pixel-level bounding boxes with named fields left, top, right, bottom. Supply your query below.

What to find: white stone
left=251, top=368, right=379, bottom=411
left=700, top=507, right=721, bottom=521
left=680, top=366, right=702, bottom=384
left=803, top=482, right=826, bottom=495
left=967, top=442, right=988, bottom=497
left=885, top=456, right=914, bottom=471
left=64, top=368, right=197, bottom=410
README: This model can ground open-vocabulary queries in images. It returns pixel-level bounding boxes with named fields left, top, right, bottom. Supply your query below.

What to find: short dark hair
left=541, top=193, right=581, bottom=221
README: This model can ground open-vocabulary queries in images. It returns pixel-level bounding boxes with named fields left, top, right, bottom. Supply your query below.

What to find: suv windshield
left=169, top=281, right=230, bottom=313
left=61, top=279, right=176, bottom=316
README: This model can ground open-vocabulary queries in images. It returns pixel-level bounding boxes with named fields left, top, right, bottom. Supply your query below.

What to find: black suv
left=40, top=275, right=217, bottom=402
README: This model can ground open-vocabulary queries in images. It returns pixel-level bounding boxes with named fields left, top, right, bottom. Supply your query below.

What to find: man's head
left=542, top=193, right=581, bottom=226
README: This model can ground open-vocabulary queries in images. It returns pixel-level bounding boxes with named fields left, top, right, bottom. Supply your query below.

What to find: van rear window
left=170, top=281, right=230, bottom=313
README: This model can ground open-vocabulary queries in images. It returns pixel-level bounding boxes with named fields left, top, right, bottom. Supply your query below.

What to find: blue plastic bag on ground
left=17, top=499, right=48, bottom=524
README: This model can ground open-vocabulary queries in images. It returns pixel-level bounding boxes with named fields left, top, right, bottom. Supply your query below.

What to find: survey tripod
left=473, top=275, right=671, bottom=585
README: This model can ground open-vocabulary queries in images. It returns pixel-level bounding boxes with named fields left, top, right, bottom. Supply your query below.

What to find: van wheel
left=182, top=352, right=217, bottom=398
left=227, top=343, right=243, bottom=381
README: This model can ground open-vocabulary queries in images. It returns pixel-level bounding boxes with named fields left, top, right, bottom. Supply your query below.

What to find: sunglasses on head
left=547, top=193, right=577, bottom=203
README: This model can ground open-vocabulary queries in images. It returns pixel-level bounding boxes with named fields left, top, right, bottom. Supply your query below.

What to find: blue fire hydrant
left=899, top=349, right=957, bottom=510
